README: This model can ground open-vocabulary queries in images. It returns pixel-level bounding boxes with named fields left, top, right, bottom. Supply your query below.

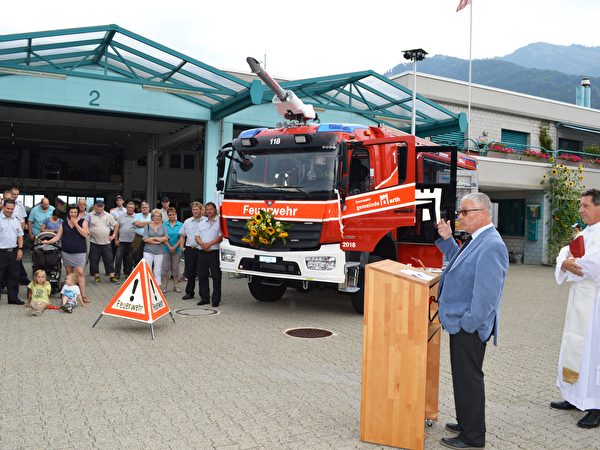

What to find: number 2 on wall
left=89, top=90, right=100, bottom=106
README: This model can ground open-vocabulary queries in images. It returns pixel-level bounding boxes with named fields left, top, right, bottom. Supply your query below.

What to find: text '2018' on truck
left=216, top=57, right=477, bottom=313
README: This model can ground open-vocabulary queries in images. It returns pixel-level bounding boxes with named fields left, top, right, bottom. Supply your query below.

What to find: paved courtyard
left=0, top=262, right=597, bottom=449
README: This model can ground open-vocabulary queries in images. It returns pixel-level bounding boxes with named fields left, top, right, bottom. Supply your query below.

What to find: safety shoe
left=94, top=277, right=101, bottom=285
left=110, top=277, right=120, bottom=285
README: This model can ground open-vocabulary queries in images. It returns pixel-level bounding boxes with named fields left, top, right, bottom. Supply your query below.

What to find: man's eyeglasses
left=456, top=209, right=483, bottom=216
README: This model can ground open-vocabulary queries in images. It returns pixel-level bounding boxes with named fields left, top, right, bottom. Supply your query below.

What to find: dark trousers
left=198, top=249, right=221, bottom=305
left=0, top=250, right=21, bottom=302
left=449, top=328, right=487, bottom=447
left=1, top=260, right=29, bottom=289
left=89, top=243, right=115, bottom=275
left=184, top=247, right=199, bottom=297
left=114, top=241, right=133, bottom=277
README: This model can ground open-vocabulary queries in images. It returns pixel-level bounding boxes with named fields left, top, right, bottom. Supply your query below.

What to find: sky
left=2, top=0, right=599, bottom=80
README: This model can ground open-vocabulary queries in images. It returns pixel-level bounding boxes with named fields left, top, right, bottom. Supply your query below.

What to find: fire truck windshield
left=225, top=148, right=338, bottom=200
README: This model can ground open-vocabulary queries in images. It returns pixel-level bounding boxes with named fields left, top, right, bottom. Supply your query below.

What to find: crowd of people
left=0, top=190, right=222, bottom=314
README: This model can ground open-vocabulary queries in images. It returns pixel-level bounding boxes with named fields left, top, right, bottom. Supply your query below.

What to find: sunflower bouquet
left=242, top=209, right=294, bottom=248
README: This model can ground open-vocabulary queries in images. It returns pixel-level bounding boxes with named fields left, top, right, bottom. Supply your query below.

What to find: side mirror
left=216, top=180, right=224, bottom=191
left=217, top=157, right=226, bottom=179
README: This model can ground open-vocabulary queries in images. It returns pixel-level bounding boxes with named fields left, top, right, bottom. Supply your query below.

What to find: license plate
left=259, top=256, right=277, bottom=264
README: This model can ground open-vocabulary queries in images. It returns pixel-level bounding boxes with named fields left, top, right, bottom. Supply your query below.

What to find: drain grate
left=175, top=308, right=219, bottom=317
left=285, top=328, right=334, bottom=339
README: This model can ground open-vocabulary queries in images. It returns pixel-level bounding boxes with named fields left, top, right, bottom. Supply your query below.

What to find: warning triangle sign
left=103, top=258, right=172, bottom=323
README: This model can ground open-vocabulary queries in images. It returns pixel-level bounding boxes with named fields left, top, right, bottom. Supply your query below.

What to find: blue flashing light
left=239, top=128, right=268, bottom=138
left=316, top=124, right=369, bottom=133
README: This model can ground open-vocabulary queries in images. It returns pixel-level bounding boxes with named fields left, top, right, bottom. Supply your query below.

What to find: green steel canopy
left=267, top=71, right=464, bottom=136
left=0, top=24, right=464, bottom=135
left=215, top=70, right=466, bottom=136
left=0, top=24, right=249, bottom=110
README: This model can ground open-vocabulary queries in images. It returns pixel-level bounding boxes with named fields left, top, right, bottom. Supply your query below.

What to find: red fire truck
left=216, top=58, right=477, bottom=313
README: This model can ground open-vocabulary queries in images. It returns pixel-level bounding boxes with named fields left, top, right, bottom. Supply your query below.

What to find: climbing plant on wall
left=541, top=159, right=584, bottom=261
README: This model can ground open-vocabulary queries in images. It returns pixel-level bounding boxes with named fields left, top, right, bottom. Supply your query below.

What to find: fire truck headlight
left=305, top=256, right=336, bottom=271
left=221, top=249, right=236, bottom=263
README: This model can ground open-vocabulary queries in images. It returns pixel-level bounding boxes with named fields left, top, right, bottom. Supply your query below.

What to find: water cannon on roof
left=246, top=57, right=317, bottom=125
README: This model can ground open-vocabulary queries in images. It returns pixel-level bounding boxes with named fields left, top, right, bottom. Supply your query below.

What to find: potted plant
left=486, top=143, right=520, bottom=160
left=521, top=149, right=552, bottom=162
left=556, top=152, right=584, bottom=167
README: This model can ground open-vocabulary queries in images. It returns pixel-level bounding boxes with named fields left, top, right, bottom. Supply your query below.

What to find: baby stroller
left=31, top=231, right=62, bottom=294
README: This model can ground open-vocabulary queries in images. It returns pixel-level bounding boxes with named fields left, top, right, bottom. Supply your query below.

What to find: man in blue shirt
left=27, top=197, right=55, bottom=240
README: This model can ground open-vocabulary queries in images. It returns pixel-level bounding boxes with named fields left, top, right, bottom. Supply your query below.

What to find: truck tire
left=248, top=277, right=286, bottom=302
left=351, top=255, right=383, bottom=314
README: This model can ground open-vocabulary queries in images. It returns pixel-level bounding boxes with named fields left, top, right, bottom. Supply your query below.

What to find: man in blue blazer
left=436, top=193, right=509, bottom=449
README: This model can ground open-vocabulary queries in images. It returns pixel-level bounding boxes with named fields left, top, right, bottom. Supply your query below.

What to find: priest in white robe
left=552, top=188, right=600, bottom=428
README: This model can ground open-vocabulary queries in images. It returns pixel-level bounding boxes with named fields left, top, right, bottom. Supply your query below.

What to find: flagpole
left=467, top=0, right=473, bottom=143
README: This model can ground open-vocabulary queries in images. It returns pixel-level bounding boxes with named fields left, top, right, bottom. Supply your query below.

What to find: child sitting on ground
left=26, top=269, right=51, bottom=316
left=60, top=273, right=87, bottom=313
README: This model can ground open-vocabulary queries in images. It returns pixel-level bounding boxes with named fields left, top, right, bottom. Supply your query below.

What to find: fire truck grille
left=226, top=219, right=322, bottom=251
left=238, top=258, right=301, bottom=276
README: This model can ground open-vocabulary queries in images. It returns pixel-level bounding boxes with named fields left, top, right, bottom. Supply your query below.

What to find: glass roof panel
left=34, top=45, right=99, bottom=57
left=113, top=34, right=182, bottom=68
left=353, top=86, right=391, bottom=108
left=169, top=71, right=218, bottom=90
left=114, top=48, right=170, bottom=77
left=183, top=64, right=246, bottom=91
left=360, top=76, right=411, bottom=100
left=0, top=52, right=26, bottom=61
left=0, top=39, right=29, bottom=50
left=32, top=32, right=105, bottom=46
left=414, top=99, right=450, bottom=121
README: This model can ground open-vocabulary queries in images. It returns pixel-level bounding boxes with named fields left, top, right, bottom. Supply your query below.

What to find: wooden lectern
left=360, top=260, right=442, bottom=450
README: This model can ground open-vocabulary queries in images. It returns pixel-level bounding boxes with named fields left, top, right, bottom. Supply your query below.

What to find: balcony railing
left=452, top=139, right=600, bottom=168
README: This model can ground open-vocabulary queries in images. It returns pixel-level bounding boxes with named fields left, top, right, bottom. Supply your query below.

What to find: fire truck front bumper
left=219, top=239, right=347, bottom=284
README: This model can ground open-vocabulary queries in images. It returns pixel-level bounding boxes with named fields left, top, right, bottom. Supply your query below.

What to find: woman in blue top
left=40, top=209, right=63, bottom=234
left=161, top=207, right=183, bottom=293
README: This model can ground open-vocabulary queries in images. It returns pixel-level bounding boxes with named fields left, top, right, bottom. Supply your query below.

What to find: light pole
left=402, top=48, right=427, bottom=136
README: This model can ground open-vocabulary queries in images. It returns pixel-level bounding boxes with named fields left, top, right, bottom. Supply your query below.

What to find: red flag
left=456, top=0, right=471, bottom=12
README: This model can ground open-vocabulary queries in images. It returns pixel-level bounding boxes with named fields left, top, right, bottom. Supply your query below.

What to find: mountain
left=498, top=43, right=600, bottom=77
left=384, top=43, right=600, bottom=108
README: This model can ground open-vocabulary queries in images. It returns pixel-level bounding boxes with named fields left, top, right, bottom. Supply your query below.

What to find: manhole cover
left=175, top=308, right=219, bottom=317
left=285, top=328, right=334, bottom=339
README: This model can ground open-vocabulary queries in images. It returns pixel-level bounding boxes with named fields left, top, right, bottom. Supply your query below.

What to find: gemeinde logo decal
left=343, top=184, right=414, bottom=218
left=353, top=192, right=402, bottom=212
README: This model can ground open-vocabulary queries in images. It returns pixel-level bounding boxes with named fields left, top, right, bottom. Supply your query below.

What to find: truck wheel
left=351, top=255, right=383, bottom=314
left=248, top=277, right=286, bottom=302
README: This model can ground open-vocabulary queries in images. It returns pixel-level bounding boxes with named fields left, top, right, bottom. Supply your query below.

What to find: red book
left=569, top=235, right=585, bottom=258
